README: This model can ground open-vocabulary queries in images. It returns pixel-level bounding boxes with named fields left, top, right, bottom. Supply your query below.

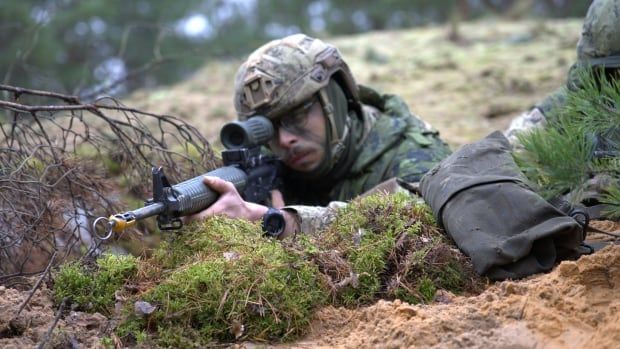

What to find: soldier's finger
left=183, top=211, right=203, bottom=224
left=203, top=176, right=236, bottom=194
left=271, top=189, right=285, bottom=208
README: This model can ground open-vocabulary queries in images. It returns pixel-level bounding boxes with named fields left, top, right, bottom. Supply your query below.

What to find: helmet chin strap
left=318, top=88, right=349, bottom=166
left=291, top=80, right=356, bottom=181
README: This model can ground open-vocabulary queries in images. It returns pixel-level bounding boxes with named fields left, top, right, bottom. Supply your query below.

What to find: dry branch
left=0, top=84, right=219, bottom=283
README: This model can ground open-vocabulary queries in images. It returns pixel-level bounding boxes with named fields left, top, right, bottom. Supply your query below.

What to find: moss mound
left=119, top=216, right=328, bottom=347
left=53, top=193, right=483, bottom=346
left=54, top=254, right=138, bottom=315
left=312, top=192, right=481, bottom=306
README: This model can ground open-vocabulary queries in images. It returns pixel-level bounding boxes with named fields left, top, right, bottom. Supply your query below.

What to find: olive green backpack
left=420, top=131, right=585, bottom=280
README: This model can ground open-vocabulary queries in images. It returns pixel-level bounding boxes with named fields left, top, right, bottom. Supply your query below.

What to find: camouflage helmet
left=233, top=34, right=361, bottom=120
left=576, top=0, right=620, bottom=68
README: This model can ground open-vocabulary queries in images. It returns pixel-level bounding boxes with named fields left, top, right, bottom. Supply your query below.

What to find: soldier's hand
left=184, top=176, right=268, bottom=223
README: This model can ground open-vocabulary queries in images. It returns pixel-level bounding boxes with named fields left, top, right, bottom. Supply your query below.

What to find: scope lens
left=220, top=123, right=246, bottom=149
left=220, top=115, right=273, bottom=149
left=227, top=129, right=244, bottom=147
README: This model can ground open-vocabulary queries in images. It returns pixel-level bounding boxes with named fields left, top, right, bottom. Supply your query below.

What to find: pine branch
left=514, top=67, right=620, bottom=205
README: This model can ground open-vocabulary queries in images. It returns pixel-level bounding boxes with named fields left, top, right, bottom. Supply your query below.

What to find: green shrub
left=514, top=67, right=620, bottom=215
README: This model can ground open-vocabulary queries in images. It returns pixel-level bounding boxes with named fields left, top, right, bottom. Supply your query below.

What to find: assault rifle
left=93, top=116, right=280, bottom=240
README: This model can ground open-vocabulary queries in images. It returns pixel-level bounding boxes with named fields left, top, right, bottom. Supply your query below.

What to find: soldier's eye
left=280, top=98, right=317, bottom=130
left=285, top=111, right=307, bottom=127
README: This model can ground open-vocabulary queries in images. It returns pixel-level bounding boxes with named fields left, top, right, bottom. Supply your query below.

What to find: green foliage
left=100, top=336, right=114, bottom=349
left=316, top=192, right=480, bottom=306
left=515, top=117, right=594, bottom=198
left=121, top=216, right=327, bottom=346
left=53, top=194, right=481, bottom=346
left=515, top=67, right=620, bottom=213
left=53, top=254, right=138, bottom=314
left=602, top=183, right=620, bottom=219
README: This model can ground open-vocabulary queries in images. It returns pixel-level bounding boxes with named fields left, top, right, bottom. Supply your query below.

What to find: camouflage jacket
left=504, top=87, right=568, bottom=145
left=282, top=85, right=451, bottom=233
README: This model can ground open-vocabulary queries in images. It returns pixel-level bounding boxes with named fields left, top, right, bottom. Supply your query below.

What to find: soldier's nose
left=277, top=128, right=298, bottom=148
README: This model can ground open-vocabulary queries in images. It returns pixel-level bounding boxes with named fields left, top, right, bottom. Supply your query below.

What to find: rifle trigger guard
left=157, top=217, right=183, bottom=231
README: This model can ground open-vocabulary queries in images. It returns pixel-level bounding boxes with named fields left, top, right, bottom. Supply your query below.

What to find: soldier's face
left=268, top=98, right=327, bottom=172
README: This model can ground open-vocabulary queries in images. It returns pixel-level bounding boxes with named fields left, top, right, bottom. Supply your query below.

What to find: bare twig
left=36, top=296, right=68, bottom=349
left=15, top=251, right=57, bottom=317
left=0, top=84, right=80, bottom=104
left=0, top=83, right=219, bottom=281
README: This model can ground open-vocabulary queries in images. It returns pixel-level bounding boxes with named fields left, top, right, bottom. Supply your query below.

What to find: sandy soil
left=290, top=243, right=620, bottom=349
left=0, top=283, right=109, bottom=349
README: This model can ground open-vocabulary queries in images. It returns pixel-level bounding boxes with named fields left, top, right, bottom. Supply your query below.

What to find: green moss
left=54, top=193, right=481, bottom=346
left=24, top=156, right=46, bottom=175
left=74, top=143, right=122, bottom=175
left=154, top=326, right=202, bottom=348
left=314, top=192, right=480, bottom=306
left=316, top=192, right=425, bottom=305
left=53, top=262, right=93, bottom=306
left=53, top=254, right=137, bottom=314
left=102, top=156, right=122, bottom=175
left=120, top=216, right=327, bottom=346
left=417, top=276, right=436, bottom=302
left=74, top=143, right=99, bottom=158
left=100, top=336, right=115, bottom=349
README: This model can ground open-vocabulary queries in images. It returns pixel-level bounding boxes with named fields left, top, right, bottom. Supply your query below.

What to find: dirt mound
left=2, top=244, right=617, bottom=348
left=285, top=244, right=620, bottom=349
left=0, top=284, right=108, bottom=349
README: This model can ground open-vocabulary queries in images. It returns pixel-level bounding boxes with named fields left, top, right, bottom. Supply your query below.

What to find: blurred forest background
left=1, top=0, right=592, bottom=99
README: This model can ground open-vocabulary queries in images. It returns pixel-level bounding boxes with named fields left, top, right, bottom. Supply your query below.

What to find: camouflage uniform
left=233, top=34, right=450, bottom=234
left=282, top=85, right=449, bottom=203
left=505, top=0, right=620, bottom=217
left=504, top=87, right=567, bottom=145
left=282, top=85, right=449, bottom=233
left=504, top=0, right=620, bottom=146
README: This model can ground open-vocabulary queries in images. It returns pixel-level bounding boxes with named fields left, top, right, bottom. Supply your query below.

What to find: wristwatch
left=262, top=207, right=285, bottom=238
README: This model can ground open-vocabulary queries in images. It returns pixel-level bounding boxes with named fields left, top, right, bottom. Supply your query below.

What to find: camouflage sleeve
left=283, top=178, right=424, bottom=236
left=282, top=201, right=347, bottom=236
left=504, top=107, right=547, bottom=146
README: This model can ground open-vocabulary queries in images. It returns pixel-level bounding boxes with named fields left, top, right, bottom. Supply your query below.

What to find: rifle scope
left=220, top=115, right=274, bottom=149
